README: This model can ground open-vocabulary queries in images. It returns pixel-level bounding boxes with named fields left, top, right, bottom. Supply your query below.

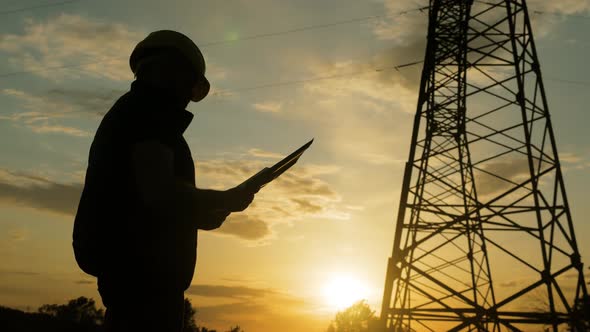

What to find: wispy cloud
left=286, top=0, right=590, bottom=181
left=0, top=269, right=39, bottom=277
left=187, top=284, right=276, bottom=299
left=0, top=226, right=31, bottom=254
left=28, top=124, right=90, bottom=137
left=0, top=157, right=345, bottom=243
left=0, top=169, right=81, bottom=216
left=252, top=101, right=283, bottom=113
left=0, top=14, right=141, bottom=81
left=196, top=159, right=346, bottom=242
left=370, top=1, right=428, bottom=43
left=364, top=0, right=590, bottom=98
left=0, top=13, right=229, bottom=83
left=499, top=279, right=521, bottom=288
left=247, top=148, right=284, bottom=159
left=186, top=283, right=320, bottom=331
left=301, top=53, right=419, bottom=111
left=217, top=213, right=272, bottom=241
left=475, top=158, right=531, bottom=198
left=0, top=285, right=42, bottom=297
left=2, top=87, right=121, bottom=117
left=6, top=228, right=28, bottom=242
left=560, top=151, right=590, bottom=170
left=529, top=0, right=590, bottom=15
left=374, top=0, right=590, bottom=44
left=293, top=63, right=415, bottom=166
left=2, top=87, right=122, bottom=136
left=262, top=18, right=424, bottom=165
left=360, top=152, right=405, bottom=166
left=74, top=280, right=94, bottom=285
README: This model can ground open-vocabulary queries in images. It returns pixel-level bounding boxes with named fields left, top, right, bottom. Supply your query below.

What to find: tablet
left=238, top=139, right=314, bottom=190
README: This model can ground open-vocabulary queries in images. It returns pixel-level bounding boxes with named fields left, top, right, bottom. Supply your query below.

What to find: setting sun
left=322, top=275, right=370, bottom=310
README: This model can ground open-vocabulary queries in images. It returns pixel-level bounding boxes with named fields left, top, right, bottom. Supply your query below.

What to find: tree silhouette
left=38, top=296, right=104, bottom=327
left=326, top=300, right=378, bottom=332
left=570, top=294, right=590, bottom=332
left=183, top=297, right=245, bottom=332
left=184, top=298, right=199, bottom=332
left=1, top=297, right=104, bottom=332
left=1, top=295, right=245, bottom=332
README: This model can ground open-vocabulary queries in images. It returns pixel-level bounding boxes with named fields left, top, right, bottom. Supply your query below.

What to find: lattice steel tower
left=380, top=0, right=588, bottom=331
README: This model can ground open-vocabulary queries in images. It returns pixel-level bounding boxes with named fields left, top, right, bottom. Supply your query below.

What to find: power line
left=0, top=0, right=81, bottom=16
left=3, top=7, right=587, bottom=79
left=0, top=6, right=427, bottom=79
left=545, top=77, right=590, bottom=87
left=533, top=10, right=590, bottom=20
left=209, top=62, right=589, bottom=99
left=209, top=71, right=588, bottom=101
left=201, top=6, right=428, bottom=47
left=1, top=5, right=587, bottom=90
left=210, top=61, right=423, bottom=97
left=0, top=58, right=121, bottom=78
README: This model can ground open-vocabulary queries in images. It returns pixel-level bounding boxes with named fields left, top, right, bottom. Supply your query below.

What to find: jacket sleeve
left=130, top=139, right=229, bottom=230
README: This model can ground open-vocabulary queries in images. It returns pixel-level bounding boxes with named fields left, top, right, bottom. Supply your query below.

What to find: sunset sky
left=1, top=0, right=590, bottom=331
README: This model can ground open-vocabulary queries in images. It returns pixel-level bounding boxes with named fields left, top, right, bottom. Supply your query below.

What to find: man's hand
left=131, top=139, right=256, bottom=229
left=224, top=186, right=257, bottom=212
left=195, top=186, right=257, bottom=230
left=199, top=209, right=231, bottom=230
left=211, top=209, right=231, bottom=222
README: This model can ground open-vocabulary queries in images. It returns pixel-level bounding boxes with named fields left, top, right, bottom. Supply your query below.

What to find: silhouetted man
left=72, top=30, right=256, bottom=332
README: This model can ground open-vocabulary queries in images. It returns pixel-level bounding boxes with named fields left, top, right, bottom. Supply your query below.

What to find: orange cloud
left=252, top=101, right=283, bottom=113
left=0, top=14, right=141, bottom=81
left=0, top=169, right=81, bottom=216
left=185, top=283, right=324, bottom=332
left=2, top=88, right=122, bottom=136
left=196, top=159, right=346, bottom=242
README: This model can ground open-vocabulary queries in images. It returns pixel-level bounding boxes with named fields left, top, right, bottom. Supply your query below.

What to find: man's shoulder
left=96, top=91, right=146, bottom=134
left=97, top=91, right=175, bottom=150
left=102, top=91, right=136, bottom=121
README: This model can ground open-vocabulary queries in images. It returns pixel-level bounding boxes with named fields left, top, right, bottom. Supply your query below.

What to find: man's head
left=130, top=30, right=210, bottom=105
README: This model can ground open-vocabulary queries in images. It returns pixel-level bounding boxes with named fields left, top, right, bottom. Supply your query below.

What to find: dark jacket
left=73, top=80, right=201, bottom=294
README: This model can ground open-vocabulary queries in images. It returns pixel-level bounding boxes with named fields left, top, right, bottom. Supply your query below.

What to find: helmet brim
left=191, top=77, right=210, bottom=102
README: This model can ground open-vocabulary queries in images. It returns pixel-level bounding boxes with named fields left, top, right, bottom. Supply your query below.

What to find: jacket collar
left=130, top=79, right=194, bottom=135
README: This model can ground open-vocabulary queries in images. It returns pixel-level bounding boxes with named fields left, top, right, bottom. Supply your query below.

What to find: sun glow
left=322, top=275, right=370, bottom=310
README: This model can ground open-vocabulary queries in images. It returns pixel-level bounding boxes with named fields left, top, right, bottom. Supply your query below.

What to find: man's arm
left=131, top=140, right=254, bottom=230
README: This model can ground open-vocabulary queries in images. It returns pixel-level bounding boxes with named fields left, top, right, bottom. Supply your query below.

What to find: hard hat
left=129, top=30, right=210, bottom=102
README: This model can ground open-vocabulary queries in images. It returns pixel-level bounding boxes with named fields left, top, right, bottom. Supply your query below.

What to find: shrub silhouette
left=38, top=296, right=104, bottom=327
left=0, top=296, right=103, bottom=332
left=1, top=296, right=243, bottom=332
left=326, top=300, right=378, bottom=332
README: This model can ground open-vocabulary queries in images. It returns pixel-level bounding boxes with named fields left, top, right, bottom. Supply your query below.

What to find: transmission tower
left=380, top=0, right=588, bottom=331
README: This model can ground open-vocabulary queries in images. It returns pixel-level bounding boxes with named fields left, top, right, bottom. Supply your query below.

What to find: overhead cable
left=210, top=60, right=423, bottom=97
left=0, top=0, right=81, bottom=16
left=0, top=6, right=427, bottom=79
